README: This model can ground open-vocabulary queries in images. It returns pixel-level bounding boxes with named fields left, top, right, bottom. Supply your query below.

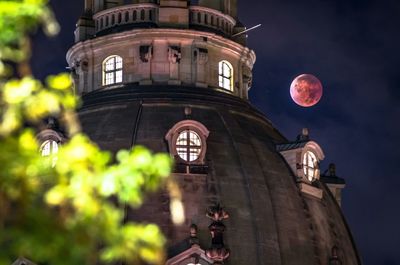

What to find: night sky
left=31, top=1, right=400, bottom=264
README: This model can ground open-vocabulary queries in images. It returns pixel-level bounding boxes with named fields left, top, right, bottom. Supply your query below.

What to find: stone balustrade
left=189, top=6, right=236, bottom=36
left=94, top=3, right=158, bottom=33
left=93, top=4, right=236, bottom=37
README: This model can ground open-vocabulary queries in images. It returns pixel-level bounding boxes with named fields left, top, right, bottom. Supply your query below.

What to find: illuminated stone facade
left=66, top=1, right=361, bottom=264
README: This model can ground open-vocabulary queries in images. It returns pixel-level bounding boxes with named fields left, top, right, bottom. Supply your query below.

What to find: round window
left=303, top=151, right=318, bottom=182
left=175, top=130, right=202, bottom=162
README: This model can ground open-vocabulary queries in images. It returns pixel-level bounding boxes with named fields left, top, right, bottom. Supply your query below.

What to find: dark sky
left=31, top=1, right=400, bottom=264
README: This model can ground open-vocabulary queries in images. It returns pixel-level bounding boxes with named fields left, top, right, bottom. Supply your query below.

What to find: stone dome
left=78, top=85, right=361, bottom=264
left=69, top=0, right=361, bottom=264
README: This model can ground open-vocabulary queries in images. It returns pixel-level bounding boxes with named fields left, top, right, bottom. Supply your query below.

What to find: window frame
left=300, top=141, right=325, bottom=183
left=102, top=55, right=123, bottom=86
left=37, top=129, right=64, bottom=167
left=165, top=120, right=210, bottom=165
left=218, top=60, right=234, bottom=91
left=40, top=139, right=59, bottom=157
left=303, top=150, right=318, bottom=182
left=175, top=129, right=203, bottom=162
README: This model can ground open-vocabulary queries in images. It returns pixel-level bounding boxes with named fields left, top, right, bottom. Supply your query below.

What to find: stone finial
left=189, top=224, right=200, bottom=246
left=297, top=128, right=310, bottom=142
left=205, top=204, right=230, bottom=264
left=329, top=163, right=336, bottom=177
left=329, top=246, right=342, bottom=265
left=184, top=106, right=192, bottom=117
left=206, top=204, right=229, bottom=222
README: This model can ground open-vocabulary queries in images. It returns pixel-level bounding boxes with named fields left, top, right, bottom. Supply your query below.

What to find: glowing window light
left=218, top=60, right=233, bottom=91
left=40, top=140, right=58, bottom=157
left=176, top=130, right=202, bottom=162
left=103, top=55, right=123, bottom=85
left=303, top=151, right=318, bottom=182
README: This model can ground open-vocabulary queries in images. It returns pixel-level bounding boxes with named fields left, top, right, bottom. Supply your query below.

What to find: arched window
left=37, top=128, right=63, bottom=167
left=103, top=55, right=123, bottom=85
left=165, top=120, right=210, bottom=165
left=303, top=150, right=318, bottom=182
left=40, top=140, right=59, bottom=157
left=218, top=60, right=233, bottom=91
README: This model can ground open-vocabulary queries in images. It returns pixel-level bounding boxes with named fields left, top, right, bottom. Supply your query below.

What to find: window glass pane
left=189, top=131, right=201, bottom=146
left=177, top=147, right=187, bottom=161
left=103, top=56, right=123, bottom=85
left=175, top=130, right=202, bottom=162
left=40, top=140, right=58, bottom=157
left=115, top=56, right=123, bottom=69
left=105, top=57, right=115, bottom=71
left=177, top=132, right=187, bottom=146
left=189, top=148, right=201, bottom=162
left=223, top=63, right=230, bottom=76
left=219, top=76, right=224, bottom=87
left=303, top=151, right=317, bottom=181
left=218, top=61, right=233, bottom=91
left=105, top=72, right=114, bottom=85
left=41, top=141, right=51, bottom=156
left=115, top=70, right=123, bottom=83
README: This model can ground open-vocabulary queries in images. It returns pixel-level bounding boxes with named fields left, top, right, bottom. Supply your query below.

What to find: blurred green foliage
left=0, top=1, right=179, bottom=265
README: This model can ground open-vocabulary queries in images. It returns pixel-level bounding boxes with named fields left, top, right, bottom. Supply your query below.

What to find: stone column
left=168, top=46, right=182, bottom=85
left=193, top=47, right=208, bottom=88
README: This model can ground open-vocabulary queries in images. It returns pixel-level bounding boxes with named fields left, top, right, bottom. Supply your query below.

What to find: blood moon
left=290, top=74, right=323, bottom=107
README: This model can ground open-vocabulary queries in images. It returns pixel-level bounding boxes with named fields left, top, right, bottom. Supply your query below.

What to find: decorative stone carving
left=194, top=48, right=208, bottom=65
left=139, top=45, right=152, bottom=62
left=168, top=46, right=182, bottom=64
left=206, top=204, right=229, bottom=222
left=243, top=73, right=252, bottom=89
left=205, top=204, right=230, bottom=264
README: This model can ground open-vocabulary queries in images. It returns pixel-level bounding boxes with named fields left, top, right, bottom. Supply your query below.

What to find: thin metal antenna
left=232, top=24, right=262, bottom=37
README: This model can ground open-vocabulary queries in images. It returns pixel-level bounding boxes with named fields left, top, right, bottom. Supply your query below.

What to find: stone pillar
left=84, top=0, right=93, bottom=13
left=168, top=46, right=182, bottom=85
left=93, top=0, right=104, bottom=13
left=139, top=44, right=153, bottom=85
left=193, top=48, right=208, bottom=87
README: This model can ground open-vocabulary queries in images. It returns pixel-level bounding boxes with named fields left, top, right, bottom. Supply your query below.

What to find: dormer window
left=218, top=60, right=233, bottom=91
left=103, top=55, right=123, bottom=85
left=166, top=120, right=210, bottom=165
left=176, top=130, right=202, bottom=162
left=37, top=128, right=64, bottom=167
left=277, top=130, right=325, bottom=199
left=303, top=151, right=318, bottom=182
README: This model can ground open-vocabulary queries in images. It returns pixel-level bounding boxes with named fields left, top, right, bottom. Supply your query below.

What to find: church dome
left=68, top=1, right=361, bottom=264
left=78, top=85, right=360, bottom=264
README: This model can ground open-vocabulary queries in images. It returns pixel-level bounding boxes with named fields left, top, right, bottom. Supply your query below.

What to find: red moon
left=290, top=74, right=323, bottom=107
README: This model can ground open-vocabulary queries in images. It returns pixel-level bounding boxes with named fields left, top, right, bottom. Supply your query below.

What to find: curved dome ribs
left=69, top=0, right=362, bottom=264
left=215, top=110, right=264, bottom=264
